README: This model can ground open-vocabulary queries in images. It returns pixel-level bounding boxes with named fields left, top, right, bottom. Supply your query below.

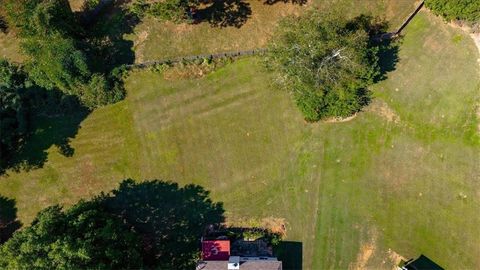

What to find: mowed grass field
left=1, top=9, right=479, bottom=269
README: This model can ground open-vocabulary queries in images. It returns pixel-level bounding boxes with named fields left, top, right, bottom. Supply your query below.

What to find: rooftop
left=196, top=260, right=282, bottom=270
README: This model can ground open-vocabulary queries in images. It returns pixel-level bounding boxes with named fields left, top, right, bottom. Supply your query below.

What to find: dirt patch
left=323, top=113, right=358, bottom=123
left=350, top=229, right=378, bottom=270
left=386, top=249, right=407, bottom=269
left=366, top=100, right=401, bottom=124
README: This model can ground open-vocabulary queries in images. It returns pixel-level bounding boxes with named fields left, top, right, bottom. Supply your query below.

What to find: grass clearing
left=0, top=7, right=479, bottom=270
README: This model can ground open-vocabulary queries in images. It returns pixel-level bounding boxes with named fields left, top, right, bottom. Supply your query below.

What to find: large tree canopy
left=1, top=0, right=125, bottom=109
left=265, top=11, right=382, bottom=121
left=0, top=179, right=225, bottom=269
left=0, top=201, right=143, bottom=269
left=425, top=0, right=480, bottom=22
left=0, top=60, right=28, bottom=170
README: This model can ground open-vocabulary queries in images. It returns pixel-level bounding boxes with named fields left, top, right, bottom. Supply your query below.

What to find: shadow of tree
left=347, top=14, right=400, bottom=83
left=79, top=1, right=138, bottom=72
left=261, top=0, right=307, bottom=5
left=195, top=0, right=252, bottom=28
left=0, top=195, right=22, bottom=243
left=1, top=88, right=89, bottom=175
left=100, top=179, right=225, bottom=269
left=376, top=38, right=400, bottom=81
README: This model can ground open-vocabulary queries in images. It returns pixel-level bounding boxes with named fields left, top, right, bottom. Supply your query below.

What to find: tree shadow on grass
left=376, top=38, right=401, bottom=81
left=80, top=1, right=138, bottom=73
left=0, top=195, right=22, bottom=243
left=2, top=89, right=89, bottom=175
left=195, top=0, right=252, bottom=28
left=100, top=179, right=225, bottom=269
left=348, top=14, right=401, bottom=83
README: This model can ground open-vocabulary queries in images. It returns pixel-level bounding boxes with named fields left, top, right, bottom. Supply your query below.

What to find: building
left=399, top=255, right=444, bottom=270
left=197, top=239, right=282, bottom=270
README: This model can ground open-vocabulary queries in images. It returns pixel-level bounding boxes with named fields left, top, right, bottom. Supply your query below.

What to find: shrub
left=425, top=0, right=480, bottom=22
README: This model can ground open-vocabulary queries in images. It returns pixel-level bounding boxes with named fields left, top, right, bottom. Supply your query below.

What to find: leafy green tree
left=0, top=60, right=28, bottom=170
left=425, top=0, right=480, bottom=22
left=2, top=0, right=124, bottom=109
left=0, top=201, right=143, bottom=269
left=265, top=11, right=382, bottom=121
left=22, top=33, right=90, bottom=93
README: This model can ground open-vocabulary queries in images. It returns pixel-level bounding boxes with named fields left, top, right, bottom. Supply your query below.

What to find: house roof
left=404, top=255, right=444, bottom=270
left=196, top=260, right=282, bottom=270
left=202, top=240, right=230, bottom=261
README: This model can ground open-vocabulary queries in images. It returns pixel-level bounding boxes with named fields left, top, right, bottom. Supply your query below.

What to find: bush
left=130, top=0, right=195, bottom=23
left=265, top=11, right=381, bottom=121
left=425, top=0, right=480, bottom=22
left=79, top=74, right=125, bottom=109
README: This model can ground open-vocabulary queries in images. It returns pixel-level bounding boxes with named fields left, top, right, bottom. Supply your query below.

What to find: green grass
left=131, top=0, right=417, bottom=62
left=1, top=10, right=479, bottom=270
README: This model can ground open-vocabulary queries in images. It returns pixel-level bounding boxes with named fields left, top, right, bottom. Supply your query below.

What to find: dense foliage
left=102, top=179, right=225, bottom=269
left=0, top=60, right=28, bottom=169
left=130, top=0, right=196, bottom=22
left=0, top=201, right=143, bottom=269
left=0, top=179, right=225, bottom=269
left=425, top=0, right=480, bottom=22
left=2, top=0, right=125, bottom=109
left=266, top=11, right=382, bottom=121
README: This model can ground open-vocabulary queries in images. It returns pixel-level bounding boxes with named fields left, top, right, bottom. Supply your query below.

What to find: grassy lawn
left=130, top=0, right=417, bottom=62
left=0, top=9, right=479, bottom=270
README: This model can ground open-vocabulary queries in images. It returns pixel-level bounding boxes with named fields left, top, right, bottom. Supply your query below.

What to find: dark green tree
left=103, top=179, right=225, bottom=269
left=0, top=200, right=143, bottom=269
left=425, top=0, right=480, bottom=22
left=0, top=59, right=28, bottom=170
left=265, top=11, right=383, bottom=121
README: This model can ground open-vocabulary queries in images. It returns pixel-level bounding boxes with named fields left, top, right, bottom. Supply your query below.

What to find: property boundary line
left=129, top=1, right=426, bottom=69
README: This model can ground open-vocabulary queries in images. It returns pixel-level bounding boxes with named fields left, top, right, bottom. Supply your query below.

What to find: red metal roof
left=202, top=240, right=230, bottom=261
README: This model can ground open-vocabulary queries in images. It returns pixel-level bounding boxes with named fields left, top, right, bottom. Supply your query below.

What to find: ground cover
left=0, top=6, right=478, bottom=270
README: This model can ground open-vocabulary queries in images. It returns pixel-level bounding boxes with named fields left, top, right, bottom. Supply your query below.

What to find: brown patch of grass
left=350, top=229, right=378, bottom=270
left=367, top=100, right=400, bottom=124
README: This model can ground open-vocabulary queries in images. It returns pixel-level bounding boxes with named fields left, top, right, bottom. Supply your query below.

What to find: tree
left=425, top=0, right=480, bottom=22
left=2, top=0, right=125, bottom=109
left=0, top=201, right=143, bottom=269
left=0, top=59, right=28, bottom=170
left=102, top=179, right=225, bottom=269
left=0, top=179, right=225, bottom=269
left=265, top=11, right=382, bottom=121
